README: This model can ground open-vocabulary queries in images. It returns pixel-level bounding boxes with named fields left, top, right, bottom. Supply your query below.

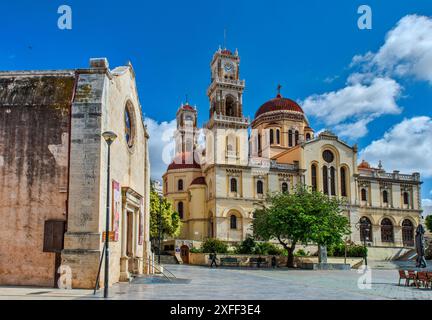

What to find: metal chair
left=407, top=270, right=419, bottom=288
left=398, top=270, right=408, bottom=286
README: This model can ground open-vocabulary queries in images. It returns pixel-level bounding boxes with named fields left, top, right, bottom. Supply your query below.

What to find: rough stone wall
left=0, top=73, right=75, bottom=287
left=62, top=70, right=106, bottom=289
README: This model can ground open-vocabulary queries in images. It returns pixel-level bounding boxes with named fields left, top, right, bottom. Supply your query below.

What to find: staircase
left=158, top=254, right=179, bottom=265
left=396, top=249, right=417, bottom=261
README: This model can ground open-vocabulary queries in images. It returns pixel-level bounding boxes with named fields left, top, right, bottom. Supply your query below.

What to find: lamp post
left=158, top=195, right=163, bottom=265
left=101, top=131, right=117, bottom=299
left=356, top=217, right=369, bottom=267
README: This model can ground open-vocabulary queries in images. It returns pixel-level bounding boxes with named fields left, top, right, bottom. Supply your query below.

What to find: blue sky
left=1, top=0, right=431, bottom=207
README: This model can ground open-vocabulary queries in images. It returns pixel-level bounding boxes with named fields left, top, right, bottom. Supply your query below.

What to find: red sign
left=102, top=231, right=115, bottom=242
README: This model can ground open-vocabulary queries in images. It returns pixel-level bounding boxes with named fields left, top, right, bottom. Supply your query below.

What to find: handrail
left=145, top=257, right=177, bottom=280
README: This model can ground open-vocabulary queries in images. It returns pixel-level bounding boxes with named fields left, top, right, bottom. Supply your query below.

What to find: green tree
left=149, top=184, right=181, bottom=241
left=425, top=215, right=432, bottom=233
left=201, top=238, right=228, bottom=253
left=253, top=186, right=351, bottom=267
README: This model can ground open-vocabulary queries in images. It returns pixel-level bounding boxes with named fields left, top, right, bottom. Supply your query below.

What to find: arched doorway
left=381, top=218, right=394, bottom=243
left=180, top=245, right=190, bottom=264
left=402, top=219, right=414, bottom=247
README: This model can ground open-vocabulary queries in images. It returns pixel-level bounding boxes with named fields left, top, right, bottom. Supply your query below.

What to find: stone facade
left=163, top=48, right=423, bottom=253
left=0, top=58, right=151, bottom=288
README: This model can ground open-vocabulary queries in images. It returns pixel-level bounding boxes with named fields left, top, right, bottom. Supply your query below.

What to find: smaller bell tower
left=175, top=103, right=198, bottom=156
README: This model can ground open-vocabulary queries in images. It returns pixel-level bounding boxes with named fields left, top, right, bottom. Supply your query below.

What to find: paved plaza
left=1, top=264, right=432, bottom=300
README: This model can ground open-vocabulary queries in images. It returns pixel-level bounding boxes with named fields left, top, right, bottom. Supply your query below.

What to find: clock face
left=224, top=62, right=234, bottom=73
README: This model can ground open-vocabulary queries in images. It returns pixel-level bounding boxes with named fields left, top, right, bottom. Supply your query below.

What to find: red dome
left=190, top=176, right=206, bottom=186
left=167, top=152, right=201, bottom=171
left=221, top=49, right=232, bottom=55
left=358, top=160, right=372, bottom=170
left=254, top=94, right=304, bottom=119
left=181, top=104, right=194, bottom=111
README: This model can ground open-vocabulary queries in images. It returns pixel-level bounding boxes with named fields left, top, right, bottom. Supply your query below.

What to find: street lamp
left=355, top=217, right=370, bottom=267
left=101, top=131, right=117, bottom=299
left=158, top=195, right=163, bottom=265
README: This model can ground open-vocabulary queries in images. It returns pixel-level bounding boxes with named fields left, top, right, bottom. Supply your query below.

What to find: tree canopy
left=253, top=186, right=351, bottom=267
left=149, top=184, right=181, bottom=240
left=425, top=215, right=432, bottom=233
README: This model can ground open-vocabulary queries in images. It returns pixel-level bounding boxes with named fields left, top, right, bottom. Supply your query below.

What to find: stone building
left=163, top=48, right=423, bottom=260
left=0, top=58, right=151, bottom=288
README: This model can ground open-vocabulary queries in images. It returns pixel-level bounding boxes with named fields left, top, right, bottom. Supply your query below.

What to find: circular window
left=322, top=150, right=334, bottom=163
left=124, top=102, right=135, bottom=148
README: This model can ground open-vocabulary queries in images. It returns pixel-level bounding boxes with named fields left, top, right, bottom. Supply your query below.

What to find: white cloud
left=423, top=199, right=432, bottom=217
left=302, top=77, right=402, bottom=139
left=353, top=15, right=432, bottom=84
left=144, top=117, right=176, bottom=180
left=360, top=116, right=432, bottom=177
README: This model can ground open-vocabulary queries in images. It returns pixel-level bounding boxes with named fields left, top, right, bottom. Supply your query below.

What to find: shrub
left=254, top=242, right=283, bottom=255
left=201, top=238, right=228, bottom=254
left=327, top=243, right=367, bottom=258
left=294, top=249, right=309, bottom=257
left=190, top=247, right=202, bottom=254
left=236, top=236, right=256, bottom=254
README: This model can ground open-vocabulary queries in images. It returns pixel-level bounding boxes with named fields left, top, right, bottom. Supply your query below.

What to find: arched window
left=322, top=166, right=328, bottom=195
left=330, top=166, right=336, bottom=196
left=361, top=188, right=367, bottom=201
left=403, top=192, right=409, bottom=205
left=311, top=164, right=317, bottom=191
left=257, top=180, right=264, bottom=194
left=383, top=190, right=388, bottom=204
left=226, top=96, right=235, bottom=117
left=269, top=129, right=274, bottom=145
left=178, top=179, right=184, bottom=191
left=402, top=219, right=414, bottom=246
left=230, top=215, right=237, bottom=229
left=257, top=134, right=262, bottom=152
left=306, top=133, right=311, bottom=141
left=340, top=167, right=347, bottom=197
left=295, top=130, right=299, bottom=145
left=288, top=130, right=293, bottom=147
left=230, top=178, right=237, bottom=193
left=276, top=129, right=280, bottom=144
left=359, top=217, right=372, bottom=242
left=282, top=182, right=288, bottom=193
left=178, top=202, right=184, bottom=219
left=381, top=218, right=394, bottom=243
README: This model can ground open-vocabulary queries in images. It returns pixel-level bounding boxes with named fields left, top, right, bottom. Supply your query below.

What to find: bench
left=220, top=257, right=240, bottom=267
left=249, top=257, right=269, bottom=268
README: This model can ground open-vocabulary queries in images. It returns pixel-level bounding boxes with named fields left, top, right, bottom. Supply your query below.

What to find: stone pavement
left=1, top=264, right=432, bottom=300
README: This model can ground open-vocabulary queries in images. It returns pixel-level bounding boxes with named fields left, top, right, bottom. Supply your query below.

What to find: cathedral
left=162, top=48, right=423, bottom=257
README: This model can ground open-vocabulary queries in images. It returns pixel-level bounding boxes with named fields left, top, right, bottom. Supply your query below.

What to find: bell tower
left=207, top=47, right=246, bottom=121
left=175, top=103, right=198, bottom=156
left=205, top=47, right=249, bottom=166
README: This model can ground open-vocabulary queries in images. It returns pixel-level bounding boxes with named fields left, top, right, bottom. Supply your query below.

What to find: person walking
left=271, top=256, right=277, bottom=269
left=210, top=251, right=218, bottom=268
